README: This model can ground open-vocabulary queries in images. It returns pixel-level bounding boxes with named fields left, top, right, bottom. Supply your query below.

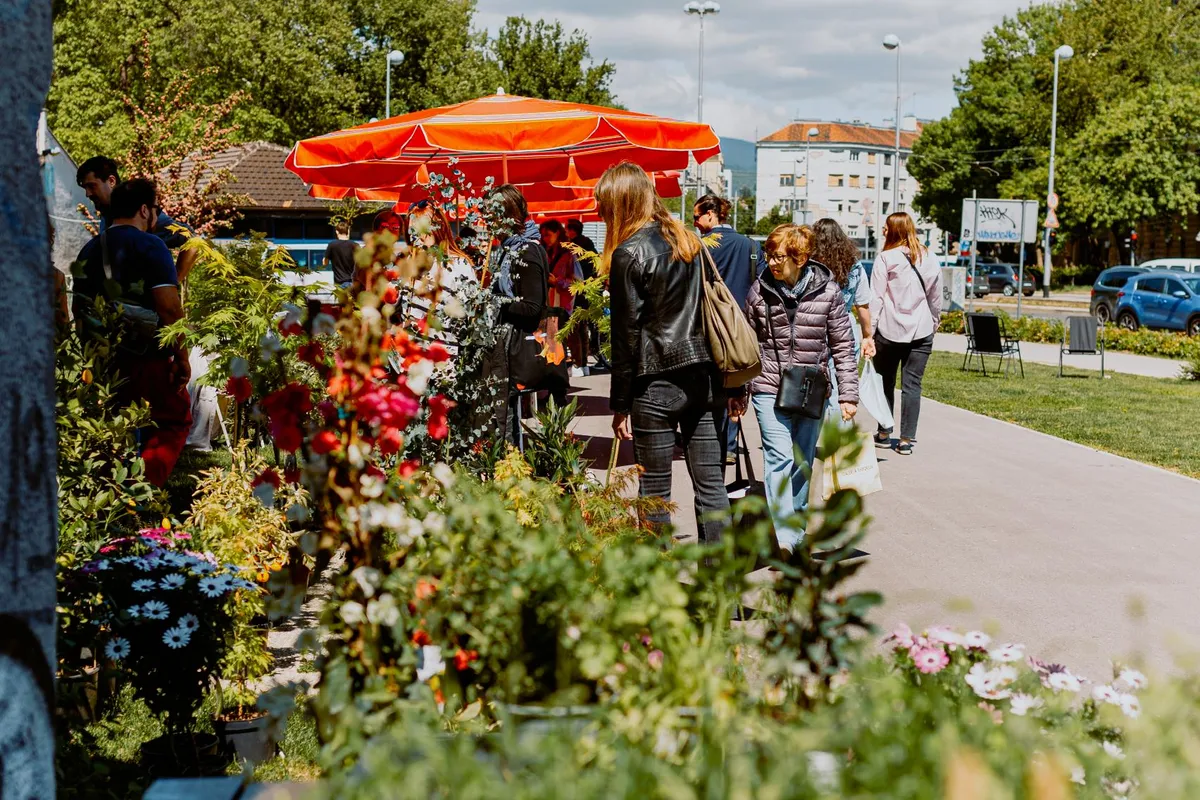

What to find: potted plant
left=213, top=595, right=276, bottom=763
left=74, top=529, right=247, bottom=773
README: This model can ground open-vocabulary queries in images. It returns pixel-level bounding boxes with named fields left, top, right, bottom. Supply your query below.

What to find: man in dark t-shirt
left=74, top=179, right=192, bottom=487
left=324, top=223, right=359, bottom=288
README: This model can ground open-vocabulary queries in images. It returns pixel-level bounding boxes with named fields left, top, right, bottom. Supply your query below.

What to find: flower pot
left=57, top=666, right=100, bottom=724
left=215, top=712, right=276, bottom=764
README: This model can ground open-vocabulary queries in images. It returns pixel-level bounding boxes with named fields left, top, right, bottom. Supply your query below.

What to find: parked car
left=1113, top=270, right=1200, bottom=336
left=967, top=266, right=991, bottom=298
left=1090, top=266, right=1145, bottom=323
left=981, top=263, right=1037, bottom=296
left=1139, top=257, right=1200, bottom=274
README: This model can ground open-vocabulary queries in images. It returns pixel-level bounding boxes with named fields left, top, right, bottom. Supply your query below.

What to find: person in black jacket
left=485, top=184, right=551, bottom=442
left=598, top=163, right=729, bottom=544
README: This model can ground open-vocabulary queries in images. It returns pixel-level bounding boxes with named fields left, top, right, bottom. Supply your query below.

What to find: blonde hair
left=407, top=203, right=470, bottom=263
left=883, top=212, right=924, bottom=262
left=595, top=162, right=701, bottom=271
left=764, top=224, right=815, bottom=269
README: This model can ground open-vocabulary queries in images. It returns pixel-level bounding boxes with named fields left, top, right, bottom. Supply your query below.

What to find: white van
left=1139, top=257, right=1200, bottom=273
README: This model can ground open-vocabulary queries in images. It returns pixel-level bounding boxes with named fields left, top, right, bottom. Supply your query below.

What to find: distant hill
left=719, top=136, right=756, bottom=195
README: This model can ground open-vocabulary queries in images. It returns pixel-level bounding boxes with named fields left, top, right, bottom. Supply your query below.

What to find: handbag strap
left=736, top=424, right=757, bottom=484
left=900, top=251, right=935, bottom=319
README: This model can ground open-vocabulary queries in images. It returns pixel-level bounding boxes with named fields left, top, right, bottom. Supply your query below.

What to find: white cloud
left=474, top=0, right=1031, bottom=140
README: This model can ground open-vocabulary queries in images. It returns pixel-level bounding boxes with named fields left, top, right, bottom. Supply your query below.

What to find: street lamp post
left=384, top=49, right=405, bottom=119
left=882, top=34, right=901, bottom=214
left=1043, top=44, right=1073, bottom=298
left=684, top=2, right=719, bottom=207
left=804, top=126, right=818, bottom=224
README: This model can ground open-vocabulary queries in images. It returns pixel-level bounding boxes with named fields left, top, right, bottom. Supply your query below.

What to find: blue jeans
left=752, top=393, right=823, bottom=552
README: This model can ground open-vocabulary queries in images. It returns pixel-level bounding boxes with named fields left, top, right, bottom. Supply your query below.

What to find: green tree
left=488, top=17, right=617, bottom=105
left=754, top=206, right=791, bottom=236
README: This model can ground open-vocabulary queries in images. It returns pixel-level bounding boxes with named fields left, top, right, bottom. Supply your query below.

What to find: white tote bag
left=822, top=428, right=883, bottom=501
left=858, top=360, right=894, bottom=431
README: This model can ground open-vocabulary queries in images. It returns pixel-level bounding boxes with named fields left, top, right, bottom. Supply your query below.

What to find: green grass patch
left=922, top=351, right=1200, bottom=478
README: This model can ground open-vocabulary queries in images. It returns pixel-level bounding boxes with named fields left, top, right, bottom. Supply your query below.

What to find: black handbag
left=766, top=300, right=828, bottom=419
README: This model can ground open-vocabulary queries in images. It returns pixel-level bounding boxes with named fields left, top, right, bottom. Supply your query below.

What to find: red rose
left=411, top=629, right=432, bottom=646
left=397, top=459, right=420, bottom=479
left=298, top=341, right=324, bottom=365
left=251, top=468, right=282, bottom=489
left=385, top=268, right=400, bottom=281
left=382, top=285, right=400, bottom=305
left=284, top=466, right=301, bottom=484
left=453, top=648, right=479, bottom=671
left=379, top=427, right=403, bottom=456
left=425, top=342, right=451, bottom=363
left=311, top=430, right=342, bottom=455
left=226, top=375, right=252, bottom=403
left=272, top=422, right=303, bottom=453
left=427, top=394, right=456, bottom=441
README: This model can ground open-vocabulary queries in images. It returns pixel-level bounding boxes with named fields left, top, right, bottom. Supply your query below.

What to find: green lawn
left=921, top=352, right=1200, bottom=478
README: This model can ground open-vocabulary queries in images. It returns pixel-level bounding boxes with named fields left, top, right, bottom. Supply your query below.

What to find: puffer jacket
left=609, top=223, right=712, bottom=413
left=744, top=260, right=859, bottom=403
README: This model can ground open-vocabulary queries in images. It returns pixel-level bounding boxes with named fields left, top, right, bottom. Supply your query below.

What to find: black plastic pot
left=215, top=713, right=275, bottom=763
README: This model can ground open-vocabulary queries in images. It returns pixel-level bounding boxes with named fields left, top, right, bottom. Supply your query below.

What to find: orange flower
left=415, top=578, right=438, bottom=601
left=453, top=648, right=479, bottom=671
left=411, top=629, right=432, bottom=646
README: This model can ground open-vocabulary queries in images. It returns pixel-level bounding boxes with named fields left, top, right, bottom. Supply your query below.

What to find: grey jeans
left=872, top=333, right=934, bottom=441
left=629, top=365, right=730, bottom=544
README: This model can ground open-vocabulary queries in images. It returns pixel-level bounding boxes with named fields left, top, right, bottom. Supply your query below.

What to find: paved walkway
left=570, top=371, right=1200, bottom=679
left=934, top=333, right=1186, bottom=379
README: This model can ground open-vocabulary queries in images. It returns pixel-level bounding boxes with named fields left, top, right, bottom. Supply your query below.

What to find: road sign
left=1048, top=192, right=1060, bottom=209
left=1044, top=208, right=1060, bottom=229
left=961, top=199, right=1039, bottom=244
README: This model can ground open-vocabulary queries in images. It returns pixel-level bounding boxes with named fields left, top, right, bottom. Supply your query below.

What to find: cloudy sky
left=474, top=0, right=1032, bottom=141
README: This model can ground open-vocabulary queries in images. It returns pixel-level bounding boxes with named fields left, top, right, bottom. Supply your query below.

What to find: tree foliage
left=48, top=0, right=618, bottom=164
left=909, top=0, right=1200, bottom=258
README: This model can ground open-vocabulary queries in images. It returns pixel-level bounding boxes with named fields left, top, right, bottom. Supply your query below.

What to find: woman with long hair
left=398, top=200, right=478, bottom=351
left=868, top=212, right=942, bottom=455
left=733, top=224, right=858, bottom=558
left=540, top=219, right=586, bottom=373
left=598, top=162, right=729, bottom=544
left=810, top=218, right=875, bottom=413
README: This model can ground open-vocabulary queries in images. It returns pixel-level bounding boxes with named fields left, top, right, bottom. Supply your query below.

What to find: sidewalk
left=934, top=333, right=1185, bottom=379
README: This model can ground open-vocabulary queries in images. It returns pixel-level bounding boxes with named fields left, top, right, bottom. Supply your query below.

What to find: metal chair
left=1059, top=316, right=1105, bottom=378
left=963, top=313, right=1024, bottom=377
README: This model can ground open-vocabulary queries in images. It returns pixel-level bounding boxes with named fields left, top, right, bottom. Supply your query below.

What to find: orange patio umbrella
left=286, top=91, right=719, bottom=189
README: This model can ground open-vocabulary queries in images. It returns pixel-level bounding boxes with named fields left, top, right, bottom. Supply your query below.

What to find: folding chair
left=962, top=313, right=1024, bottom=377
left=1059, top=316, right=1105, bottom=378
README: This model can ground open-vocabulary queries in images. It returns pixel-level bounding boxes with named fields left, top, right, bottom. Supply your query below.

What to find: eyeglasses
left=766, top=252, right=785, bottom=265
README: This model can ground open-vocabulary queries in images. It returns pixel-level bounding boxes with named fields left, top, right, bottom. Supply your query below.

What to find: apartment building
left=755, top=118, right=941, bottom=257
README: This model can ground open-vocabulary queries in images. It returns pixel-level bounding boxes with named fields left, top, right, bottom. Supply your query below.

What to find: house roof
left=178, top=141, right=329, bottom=211
left=759, top=121, right=921, bottom=149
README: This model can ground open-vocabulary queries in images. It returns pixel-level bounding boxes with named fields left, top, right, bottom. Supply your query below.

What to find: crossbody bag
left=766, top=297, right=828, bottom=419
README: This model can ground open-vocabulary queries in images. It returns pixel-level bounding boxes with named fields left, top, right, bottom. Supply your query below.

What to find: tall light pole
left=805, top=126, right=819, bottom=224
left=1043, top=44, right=1073, bottom=297
left=384, top=49, right=405, bottom=119
left=684, top=1, right=719, bottom=209
left=882, top=34, right=901, bottom=214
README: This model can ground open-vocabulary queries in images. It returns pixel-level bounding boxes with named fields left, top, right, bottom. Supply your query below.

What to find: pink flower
left=926, top=626, right=964, bottom=649
left=883, top=622, right=914, bottom=650
left=647, top=650, right=664, bottom=670
left=912, top=646, right=950, bottom=674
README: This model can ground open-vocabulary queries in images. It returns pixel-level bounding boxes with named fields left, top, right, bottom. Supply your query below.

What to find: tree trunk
left=0, top=3, right=57, bottom=798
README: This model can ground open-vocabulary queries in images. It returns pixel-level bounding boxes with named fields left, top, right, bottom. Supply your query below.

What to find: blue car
left=1114, top=270, right=1200, bottom=336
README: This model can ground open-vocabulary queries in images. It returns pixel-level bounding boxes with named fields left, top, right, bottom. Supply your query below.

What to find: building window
left=828, top=174, right=844, bottom=188
left=836, top=202, right=844, bottom=213
left=899, top=203, right=907, bottom=212
left=849, top=175, right=861, bottom=188
left=849, top=151, right=861, bottom=162
left=867, top=176, right=876, bottom=189
left=779, top=174, right=794, bottom=187
left=796, top=175, right=807, bottom=187
left=882, top=202, right=891, bottom=215
left=884, top=154, right=893, bottom=166
left=883, top=177, right=891, bottom=191
left=868, top=152, right=877, bottom=165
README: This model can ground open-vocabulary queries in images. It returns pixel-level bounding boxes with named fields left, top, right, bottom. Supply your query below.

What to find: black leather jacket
left=609, top=224, right=712, bottom=412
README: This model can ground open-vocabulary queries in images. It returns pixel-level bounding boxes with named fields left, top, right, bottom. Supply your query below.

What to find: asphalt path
left=568, top=367, right=1200, bottom=680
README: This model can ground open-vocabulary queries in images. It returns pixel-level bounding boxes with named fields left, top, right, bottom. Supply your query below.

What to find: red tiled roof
left=760, top=121, right=920, bottom=149
left=175, top=142, right=330, bottom=211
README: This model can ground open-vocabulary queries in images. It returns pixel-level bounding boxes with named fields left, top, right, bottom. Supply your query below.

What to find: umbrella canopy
left=286, top=92, right=719, bottom=189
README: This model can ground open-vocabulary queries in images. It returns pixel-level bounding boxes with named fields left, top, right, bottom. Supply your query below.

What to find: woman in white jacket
left=868, top=212, right=942, bottom=456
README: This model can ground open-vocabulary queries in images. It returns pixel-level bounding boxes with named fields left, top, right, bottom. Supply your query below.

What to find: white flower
left=1093, top=684, right=1121, bottom=705
left=359, top=473, right=384, bottom=499
left=141, top=600, right=170, bottom=620
left=422, top=512, right=445, bottom=535
left=963, top=631, right=992, bottom=650
left=163, top=626, right=192, bottom=649
left=432, top=463, right=455, bottom=489
left=443, top=296, right=466, bottom=320
left=340, top=601, right=365, bottom=626
left=416, top=645, right=446, bottom=683
left=259, top=332, right=283, bottom=361
left=566, top=626, right=581, bottom=641
left=198, top=577, right=226, bottom=598
left=1048, top=671, right=1082, bottom=693
left=406, top=359, right=434, bottom=396
left=132, top=579, right=156, bottom=592
left=160, top=574, right=185, bottom=590
left=127, top=604, right=142, bottom=619
left=190, top=560, right=217, bottom=574
left=366, top=594, right=400, bottom=627
left=281, top=303, right=303, bottom=329
left=360, top=305, right=381, bottom=323
left=988, top=643, right=1025, bottom=663
left=1117, top=668, right=1147, bottom=691
left=965, top=663, right=1016, bottom=700
left=926, top=626, right=963, bottom=648
left=1118, top=693, right=1141, bottom=719
left=177, top=613, right=199, bottom=632
left=312, top=313, right=337, bottom=337
left=347, top=441, right=368, bottom=468
left=133, top=557, right=159, bottom=572
left=1102, top=740, right=1125, bottom=760
left=1071, top=766, right=1086, bottom=786
left=104, top=637, right=131, bottom=661
left=230, top=356, right=249, bottom=378
left=1009, top=693, right=1044, bottom=716
left=351, top=567, right=381, bottom=598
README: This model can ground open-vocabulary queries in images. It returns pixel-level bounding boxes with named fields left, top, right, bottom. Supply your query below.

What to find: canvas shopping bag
left=858, top=360, right=894, bottom=431
left=822, top=428, right=883, bottom=501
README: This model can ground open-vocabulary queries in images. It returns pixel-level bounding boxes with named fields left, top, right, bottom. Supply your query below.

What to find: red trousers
left=115, top=354, right=193, bottom=487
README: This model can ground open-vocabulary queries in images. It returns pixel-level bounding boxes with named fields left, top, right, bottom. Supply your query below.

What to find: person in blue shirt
left=74, top=179, right=191, bottom=487
left=76, top=156, right=198, bottom=280
left=694, top=193, right=765, bottom=463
